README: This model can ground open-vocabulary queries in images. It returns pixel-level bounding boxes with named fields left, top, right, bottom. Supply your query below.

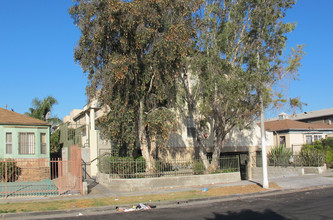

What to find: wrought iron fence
left=0, top=157, right=83, bottom=198
left=98, top=155, right=239, bottom=179
left=255, top=154, right=325, bottom=167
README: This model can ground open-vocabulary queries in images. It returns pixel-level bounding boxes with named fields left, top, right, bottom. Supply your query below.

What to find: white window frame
left=305, top=135, right=312, bottom=144
left=314, top=135, right=322, bottom=142
left=6, top=132, right=12, bottom=154
left=19, top=132, right=35, bottom=155
left=40, top=133, right=47, bottom=154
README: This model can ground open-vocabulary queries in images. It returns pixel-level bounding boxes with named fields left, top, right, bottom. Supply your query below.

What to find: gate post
left=5, top=159, right=7, bottom=198
left=58, top=158, right=61, bottom=195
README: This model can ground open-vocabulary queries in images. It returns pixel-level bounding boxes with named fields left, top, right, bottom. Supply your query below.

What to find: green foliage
left=25, top=96, right=62, bottom=127
left=301, top=139, right=333, bottom=168
left=0, top=160, right=20, bottom=182
left=98, top=156, right=146, bottom=178
left=70, top=0, right=200, bottom=160
left=0, top=210, right=16, bottom=214
left=322, top=138, right=333, bottom=168
left=193, top=160, right=205, bottom=175
left=135, top=156, right=146, bottom=173
left=50, top=129, right=61, bottom=154
left=146, top=108, right=178, bottom=143
left=183, top=0, right=304, bottom=168
left=299, top=144, right=325, bottom=167
left=110, top=157, right=136, bottom=177
left=268, top=145, right=292, bottom=166
left=70, top=0, right=304, bottom=170
left=154, top=160, right=174, bottom=174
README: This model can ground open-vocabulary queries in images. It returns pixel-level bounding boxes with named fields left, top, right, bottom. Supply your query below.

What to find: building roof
left=263, top=119, right=333, bottom=132
left=0, top=107, right=50, bottom=126
left=289, top=108, right=333, bottom=120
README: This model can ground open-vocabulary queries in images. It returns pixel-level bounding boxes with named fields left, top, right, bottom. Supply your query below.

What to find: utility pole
left=260, top=94, right=269, bottom=189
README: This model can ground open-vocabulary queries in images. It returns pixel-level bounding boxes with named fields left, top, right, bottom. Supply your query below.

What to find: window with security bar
left=19, top=132, right=35, bottom=155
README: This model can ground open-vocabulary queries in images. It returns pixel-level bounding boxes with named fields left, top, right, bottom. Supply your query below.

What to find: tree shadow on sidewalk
left=206, top=209, right=291, bottom=220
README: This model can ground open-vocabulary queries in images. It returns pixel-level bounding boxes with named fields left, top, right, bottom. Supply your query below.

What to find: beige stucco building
left=61, top=100, right=111, bottom=177
left=263, top=118, right=333, bottom=153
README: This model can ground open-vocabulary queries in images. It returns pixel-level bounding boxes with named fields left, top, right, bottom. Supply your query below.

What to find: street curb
left=2, top=184, right=333, bottom=219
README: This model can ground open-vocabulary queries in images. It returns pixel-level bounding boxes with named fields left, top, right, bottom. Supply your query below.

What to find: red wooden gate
left=56, top=145, right=83, bottom=195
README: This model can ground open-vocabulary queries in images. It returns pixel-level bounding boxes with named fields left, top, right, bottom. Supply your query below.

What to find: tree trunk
left=192, top=109, right=210, bottom=170
left=149, top=134, right=157, bottom=170
left=198, top=145, right=210, bottom=170
left=138, top=99, right=153, bottom=172
left=209, top=129, right=222, bottom=172
left=210, top=143, right=221, bottom=172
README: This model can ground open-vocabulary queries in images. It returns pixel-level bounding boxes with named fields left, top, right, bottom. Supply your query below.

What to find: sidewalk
left=1, top=170, right=333, bottom=219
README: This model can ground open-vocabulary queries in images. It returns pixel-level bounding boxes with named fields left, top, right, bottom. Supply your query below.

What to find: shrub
left=299, top=144, right=325, bottom=167
left=0, top=159, right=20, bottom=182
left=135, top=156, right=146, bottom=173
left=268, top=145, right=292, bottom=167
left=193, top=160, right=205, bottom=175
left=98, top=156, right=147, bottom=177
left=109, top=157, right=136, bottom=177
left=300, top=138, right=333, bottom=167
left=98, top=156, right=112, bottom=174
left=322, top=138, right=333, bottom=168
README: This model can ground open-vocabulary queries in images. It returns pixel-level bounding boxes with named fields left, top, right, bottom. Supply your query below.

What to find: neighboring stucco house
left=0, top=107, right=51, bottom=159
left=61, top=100, right=111, bottom=177
left=263, top=118, right=333, bottom=153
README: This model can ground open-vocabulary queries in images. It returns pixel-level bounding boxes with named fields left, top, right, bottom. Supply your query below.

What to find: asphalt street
left=45, top=186, right=333, bottom=220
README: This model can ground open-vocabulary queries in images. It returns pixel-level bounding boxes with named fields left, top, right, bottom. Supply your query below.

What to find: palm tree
left=25, top=96, right=63, bottom=155
left=25, top=96, right=62, bottom=126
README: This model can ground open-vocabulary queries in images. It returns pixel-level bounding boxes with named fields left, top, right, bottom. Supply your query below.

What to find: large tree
left=70, top=0, right=200, bottom=171
left=182, top=0, right=304, bottom=170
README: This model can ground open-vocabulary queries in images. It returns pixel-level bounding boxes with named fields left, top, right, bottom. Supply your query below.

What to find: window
left=19, top=133, right=35, bottom=155
left=306, top=135, right=312, bottom=144
left=40, top=133, right=47, bottom=154
left=314, top=135, right=322, bottom=142
left=186, top=116, right=196, bottom=138
left=279, top=136, right=286, bottom=146
left=6, top=132, right=12, bottom=154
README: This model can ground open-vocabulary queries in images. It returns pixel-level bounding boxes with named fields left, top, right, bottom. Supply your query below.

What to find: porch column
left=89, top=107, right=98, bottom=177
left=85, top=112, right=90, bottom=147
left=90, top=108, right=95, bottom=131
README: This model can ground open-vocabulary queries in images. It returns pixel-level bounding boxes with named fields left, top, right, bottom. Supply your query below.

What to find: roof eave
left=0, top=123, right=51, bottom=127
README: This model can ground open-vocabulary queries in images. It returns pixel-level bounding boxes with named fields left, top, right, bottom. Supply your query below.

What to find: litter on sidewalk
left=116, top=203, right=155, bottom=212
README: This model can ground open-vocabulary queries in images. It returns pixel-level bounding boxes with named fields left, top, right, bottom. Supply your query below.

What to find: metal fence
left=0, top=157, right=83, bottom=198
left=98, top=155, right=239, bottom=179
left=255, top=154, right=325, bottom=167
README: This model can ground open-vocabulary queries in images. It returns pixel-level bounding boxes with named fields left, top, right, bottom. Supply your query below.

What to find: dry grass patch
left=0, top=182, right=280, bottom=213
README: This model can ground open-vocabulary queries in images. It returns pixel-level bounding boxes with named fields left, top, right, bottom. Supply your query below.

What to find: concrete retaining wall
left=252, top=165, right=327, bottom=179
left=97, top=172, right=241, bottom=192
